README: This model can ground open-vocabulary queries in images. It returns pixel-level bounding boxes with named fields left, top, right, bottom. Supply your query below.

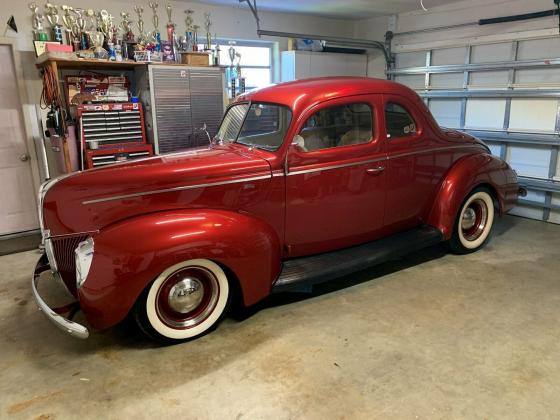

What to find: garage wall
left=381, top=0, right=560, bottom=224
left=352, top=15, right=390, bottom=78
left=0, top=1, right=357, bottom=182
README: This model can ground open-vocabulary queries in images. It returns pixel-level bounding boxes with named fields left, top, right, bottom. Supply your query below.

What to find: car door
left=285, top=95, right=386, bottom=257
left=382, top=94, right=442, bottom=231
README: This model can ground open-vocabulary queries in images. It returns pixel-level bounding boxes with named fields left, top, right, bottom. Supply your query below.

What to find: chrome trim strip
left=32, top=255, right=89, bottom=339
left=47, top=230, right=99, bottom=240
left=387, top=144, right=480, bottom=160
left=83, top=174, right=272, bottom=205
left=287, top=145, right=481, bottom=176
left=288, top=157, right=385, bottom=176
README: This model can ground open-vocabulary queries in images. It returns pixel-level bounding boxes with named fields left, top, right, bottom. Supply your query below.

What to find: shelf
left=35, top=55, right=224, bottom=70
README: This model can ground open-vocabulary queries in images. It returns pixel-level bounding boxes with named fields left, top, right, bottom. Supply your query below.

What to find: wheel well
left=473, top=183, right=501, bottom=213
left=215, top=262, right=245, bottom=312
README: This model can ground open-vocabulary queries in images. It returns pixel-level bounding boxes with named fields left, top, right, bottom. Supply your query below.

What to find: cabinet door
left=189, top=67, right=225, bottom=147
left=150, top=66, right=193, bottom=154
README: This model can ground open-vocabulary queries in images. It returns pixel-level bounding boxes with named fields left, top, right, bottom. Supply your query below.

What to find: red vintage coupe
left=33, top=77, right=520, bottom=342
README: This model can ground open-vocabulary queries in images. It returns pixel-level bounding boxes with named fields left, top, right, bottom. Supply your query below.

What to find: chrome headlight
left=75, top=237, right=94, bottom=288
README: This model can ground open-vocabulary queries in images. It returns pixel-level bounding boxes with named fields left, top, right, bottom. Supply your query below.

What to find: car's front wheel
left=448, top=187, right=495, bottom=254
left=133, top=259, right=230, bottom=342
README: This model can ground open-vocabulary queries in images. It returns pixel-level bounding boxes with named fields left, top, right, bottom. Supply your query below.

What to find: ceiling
left=190, top=0, right=463, bottom=19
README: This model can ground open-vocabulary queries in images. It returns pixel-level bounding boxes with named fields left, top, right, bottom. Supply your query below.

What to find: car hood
left=42, top=144, right=272, bottom=235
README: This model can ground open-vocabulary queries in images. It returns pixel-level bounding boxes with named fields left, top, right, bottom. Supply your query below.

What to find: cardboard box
left=180, top=52, right=210, bottom=66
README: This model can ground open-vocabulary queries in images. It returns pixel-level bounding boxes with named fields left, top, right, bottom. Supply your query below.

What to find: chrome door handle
left=19, top=153, right=30, bottom=162
left=366, top=166, right=385, bottom=175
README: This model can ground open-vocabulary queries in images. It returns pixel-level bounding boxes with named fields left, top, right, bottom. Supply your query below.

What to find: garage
left=1, top=0, right=559, bottom=417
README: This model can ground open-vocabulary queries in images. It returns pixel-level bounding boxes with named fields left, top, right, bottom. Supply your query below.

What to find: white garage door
left=388, top=37, right=560, bottom=224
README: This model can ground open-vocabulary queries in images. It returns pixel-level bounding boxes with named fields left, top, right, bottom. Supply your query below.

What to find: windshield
left=215, top=103, right=292, bottom=151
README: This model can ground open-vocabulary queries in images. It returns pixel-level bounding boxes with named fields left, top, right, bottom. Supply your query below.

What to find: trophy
left=184, top=9, right=194, bottom=52
left=120, top=12, right=134, bottom=42
left=96, top=10, right=110, bottom=41
left=61, top=5, right=76, bottom=46
left=134, top=5, right=146, bottom=44
left=193, top=24, right=200, bottom=52
left=45, top=3, right=63, bottom=43
left=91, top=31, right=107, bottom=59
left=204, top=12, right=212, bottom=51
left=165, top=4, right=175, bottom=42
left=149, top=2, right=161, bottom=51
left=85, top=9, right=96, bottom=32
left=73, top=8, right=88, bottom=50
left=29, top=3, right=48, bottom=41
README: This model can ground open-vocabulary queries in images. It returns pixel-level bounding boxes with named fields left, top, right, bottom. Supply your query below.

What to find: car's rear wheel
left=448, top=187, right=495, bottom=254
left=134, top=259, right=230, bottom=342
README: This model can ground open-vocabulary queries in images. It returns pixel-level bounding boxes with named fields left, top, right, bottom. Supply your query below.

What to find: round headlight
left=75, top=237, right=94, bottom=288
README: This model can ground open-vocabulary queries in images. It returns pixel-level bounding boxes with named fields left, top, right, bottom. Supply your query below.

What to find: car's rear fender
left=427, top=153, right=518, bottom=239
left=78, top=209, right=281, bottom=330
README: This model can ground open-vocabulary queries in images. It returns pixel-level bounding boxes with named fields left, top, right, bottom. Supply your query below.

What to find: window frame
left=384, top=101, right=419, bottom=140
left=200, top=38, right=275, bottom=91
left=296, top=101, right=376, bottom=154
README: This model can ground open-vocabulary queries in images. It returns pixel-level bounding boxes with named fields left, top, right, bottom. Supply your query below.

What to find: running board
left=272, top=225, right=443, bottom=292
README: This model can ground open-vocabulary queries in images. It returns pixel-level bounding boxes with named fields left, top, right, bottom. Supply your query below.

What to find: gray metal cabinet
left=140, top=65, right=226, bottom=154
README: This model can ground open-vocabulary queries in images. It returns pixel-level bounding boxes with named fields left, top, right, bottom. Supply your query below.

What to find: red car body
left=34, top=77, right=519, bottom=339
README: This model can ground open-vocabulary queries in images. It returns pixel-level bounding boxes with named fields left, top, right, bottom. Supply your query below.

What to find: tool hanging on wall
left=40, top=65, right=67, bottom=137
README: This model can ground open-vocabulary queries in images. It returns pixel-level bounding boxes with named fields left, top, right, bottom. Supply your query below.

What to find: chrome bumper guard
left=32, top=254, right=89, bottom=339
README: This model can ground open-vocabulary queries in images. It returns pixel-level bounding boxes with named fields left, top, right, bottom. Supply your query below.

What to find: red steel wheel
left=137, top=259, right=230, bottom=341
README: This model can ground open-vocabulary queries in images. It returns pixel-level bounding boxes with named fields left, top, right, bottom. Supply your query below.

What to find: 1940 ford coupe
left=33, top=77, right=520, bottom=342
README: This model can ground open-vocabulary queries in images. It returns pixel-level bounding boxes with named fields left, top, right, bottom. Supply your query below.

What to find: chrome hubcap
left=156, top=266, right=220, bottom=329
left=461, top=207, right=477, bottom=230
left=168, top=277, right=204, bottom=314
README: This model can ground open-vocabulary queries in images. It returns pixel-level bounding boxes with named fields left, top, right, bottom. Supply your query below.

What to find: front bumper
left=32, top=254, right=89, bottom=339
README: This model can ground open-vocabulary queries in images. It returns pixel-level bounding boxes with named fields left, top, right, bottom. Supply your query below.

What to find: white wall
left=0, top=0, right=357, bottom=181
left=353, top=15, right=389, bottom=78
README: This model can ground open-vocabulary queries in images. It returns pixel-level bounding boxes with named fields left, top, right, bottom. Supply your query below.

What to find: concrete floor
left=1, top=215, right=559, bottom=419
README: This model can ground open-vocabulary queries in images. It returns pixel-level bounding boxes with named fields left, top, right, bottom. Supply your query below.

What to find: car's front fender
left=78, top=209, right=282, bottom=330
left=427, top=153, right=518, bottom=240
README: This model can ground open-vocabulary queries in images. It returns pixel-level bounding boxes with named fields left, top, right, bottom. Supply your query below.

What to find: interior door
left=0, top=44, right=38, bottom=235
left=285, top=95, right=386, bottom=256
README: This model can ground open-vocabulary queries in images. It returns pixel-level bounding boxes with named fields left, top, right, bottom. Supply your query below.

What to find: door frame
left=0, top=38, right=41, bottom=234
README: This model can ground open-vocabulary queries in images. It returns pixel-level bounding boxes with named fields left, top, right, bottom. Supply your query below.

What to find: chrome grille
left=51, top=234, right=89, bottom=275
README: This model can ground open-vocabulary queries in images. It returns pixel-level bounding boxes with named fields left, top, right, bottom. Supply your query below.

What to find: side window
left=385, top=102, right=417, bottom=139
left=296, top=103, right=373, bottom=152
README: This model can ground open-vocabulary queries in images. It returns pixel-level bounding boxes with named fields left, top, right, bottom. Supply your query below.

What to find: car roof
left=236, top=77, right=421, bottom=115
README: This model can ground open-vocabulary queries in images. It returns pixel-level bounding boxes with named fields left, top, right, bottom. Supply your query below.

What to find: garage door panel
left=429, top=99, right=462, bottom=128
left=430, top=73, right=463, bottom=89
left=549, top=193, right=560, bottom=224
left=395, top=51, right=426, bottom=68
left=506, top=145, right=551, bottom=178
left=515, top=68, right=560, bottom=87
left=517, top=37, right=560, bottom=60
left=465, top=99, right=506, bottom=130
left=431, top=47, right=466, bottom=65
left=469, top=70, right=509, bottom=88
left=395, top=74, right=425, bottom=90
left=509, top=204, right=544, bottom=220
left=392, top=37, right=560, bottom=223
left=509, top=99, right=558, bottom=133
left=485, top=142, right=502, bottom=157
left=471, top=42, right=513, bottom=63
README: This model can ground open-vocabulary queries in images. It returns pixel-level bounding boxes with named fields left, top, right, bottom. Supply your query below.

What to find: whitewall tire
left=449, top=188, right=495, bottom=254
left=135, top=259, right=230, bottom=342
